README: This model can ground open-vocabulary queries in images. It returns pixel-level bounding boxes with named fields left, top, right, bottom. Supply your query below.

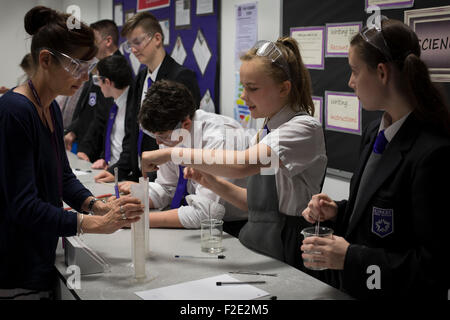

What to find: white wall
left=0, top=0, right=112, bottom=91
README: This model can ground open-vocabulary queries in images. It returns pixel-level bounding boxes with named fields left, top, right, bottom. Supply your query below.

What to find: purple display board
left=114, top=0, right=220, bottom=112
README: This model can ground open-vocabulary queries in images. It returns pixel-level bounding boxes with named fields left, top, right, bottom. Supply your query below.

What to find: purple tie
left=137, top=77, right=153, bottom=158
left=170, top=166, right=189, bottom=209
left=104, top=103, right=118, bottom=164
left=264, top=124, right=270, bottom=133
left=373, top=130, right=388, bottom=154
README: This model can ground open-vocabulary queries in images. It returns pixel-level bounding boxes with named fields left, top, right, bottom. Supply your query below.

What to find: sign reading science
left=137, top=0, right=170, bottom=12
left=405, top=5, right=450, bottom=82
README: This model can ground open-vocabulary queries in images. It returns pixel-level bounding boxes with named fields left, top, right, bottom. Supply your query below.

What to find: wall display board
left=283, top=0, right=450, bottom=176
left=114, top=0, right=220, bottom=113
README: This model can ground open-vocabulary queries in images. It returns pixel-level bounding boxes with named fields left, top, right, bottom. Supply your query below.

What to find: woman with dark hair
left=0, top=6, right=143, bottom=299
left=301, top=19, right=450, bottom=299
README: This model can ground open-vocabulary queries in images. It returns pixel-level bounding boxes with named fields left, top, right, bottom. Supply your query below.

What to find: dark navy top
left=0, top=90, right=93, bottom=291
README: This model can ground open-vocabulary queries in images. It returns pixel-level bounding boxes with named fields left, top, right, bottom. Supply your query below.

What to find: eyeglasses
left=253, top=40, right=291, bottom=80
left=140, top=121, right=183, bottom=145
left=123, top=33, right=153, bottom=53
left=43, top=48, right=97, bottom=79
left=92, top=75, right=106, bottom=86
left=359, top=17, right=393, bottom=61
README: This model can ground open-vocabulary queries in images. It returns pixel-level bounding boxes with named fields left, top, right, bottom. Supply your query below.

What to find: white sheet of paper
left=171, top=36, right=187, bottom=66
left=159, top=20, right=170, bottom=46
left=192, top=30, right=212, bottom=75
left=235, top=2, right=258, bottom=67
left=196, top=0, right=214, bottom=15
left=114, top=4, right=123, bottom=27
left=291, top=28, right=324, bottom=68
left=175, top=0, right=191, bottom=27
left=200, top=89, right=215, bottom=113
left=72, top=169, right=89, bottom=176
left=326, top=24, right=360, bottom=56
left=135, top=274, right=269, bottom=300
left=326, top=93, right=360, bottom=132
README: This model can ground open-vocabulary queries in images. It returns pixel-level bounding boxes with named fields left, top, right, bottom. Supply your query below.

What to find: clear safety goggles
left=123, top=33, right=153, bottom=53
left=253, top=40, right=291, bottom=80
left=44, top=48, right=96, bottom=79
left=92, top=75, right=106, bottom=86
left=359, top=17, right=393, bottom=61
left=140, top=121, right=182, bottom=145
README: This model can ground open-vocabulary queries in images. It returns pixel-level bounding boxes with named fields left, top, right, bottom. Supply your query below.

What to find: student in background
left=141, top=37, right=327, bottom=270
left=301, top=19, right=450, bottom=299
left=94, top=11, right=200, bottom=184
left=0, top=6, right=143, bottom=300
left=76, top=55, right=134, bottom=171
left=64, top=19, right=121, bottom=155
left=123, top=80, right=247, bottom=234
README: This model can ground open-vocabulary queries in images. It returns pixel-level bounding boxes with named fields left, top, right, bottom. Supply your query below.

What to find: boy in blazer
left=95, top=11, right=200, bottom=183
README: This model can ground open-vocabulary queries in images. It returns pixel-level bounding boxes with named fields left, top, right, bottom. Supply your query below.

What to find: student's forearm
left=149, top=209, right=183, bottom=228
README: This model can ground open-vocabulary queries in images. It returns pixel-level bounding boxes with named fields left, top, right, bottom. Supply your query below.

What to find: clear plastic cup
left=201, top=219, right=223, bottom=254
left=301, top=226, right=334, bottom=271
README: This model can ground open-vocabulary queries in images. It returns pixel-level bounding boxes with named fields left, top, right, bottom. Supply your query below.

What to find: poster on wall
left=124, top=9, right=136, bottom=23
left=114, top=3, right=123, bottom=27
left=175, top=0, right=191, bottom=28
left=137, top=0, right=170, bottom=12
left=159, top=19, right=170, bottom=46
left=235, top=2, right=258, bottom=68
left=325, top=22, right=362, bottom=57
left=196, top=0, right=214, bottom=15
left=192, top=29, right=212, bottom=76
left=325, top=91, right=361, bottom=135
left=290, top=26, right=325, bottom=70
left=171, top=35, right=187, bottom=65
left=200, top=89, right=215, bottom=113
left=365, top=0, right=414, bottom=10
left=405, top=5, right=450, bottom=82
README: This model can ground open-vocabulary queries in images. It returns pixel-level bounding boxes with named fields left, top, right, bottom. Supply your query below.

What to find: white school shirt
left=255, top=105, right=327, bottom=216
left=378, top=111, right=411, bottom=143
left=148, top=109, right=248, bottom=228
left=109, top=87, right=129, bottom=165
left=141, top=63, right=162, bottom=105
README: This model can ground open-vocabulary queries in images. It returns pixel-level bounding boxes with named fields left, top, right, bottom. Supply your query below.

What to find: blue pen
left=114, top=167, right=120, bottom=198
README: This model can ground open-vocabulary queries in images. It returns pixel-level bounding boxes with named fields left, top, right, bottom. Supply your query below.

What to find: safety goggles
left=253, top=40, right=291, bottom=80
left=359, top=17, right=393, bottom=61
left=140, top=121, right=183, bottom=145
left=44, top=48, right=96, bottom=79
left=123, top=33, right=153, bottom=53
left=92, top=75, right=106, bottom=86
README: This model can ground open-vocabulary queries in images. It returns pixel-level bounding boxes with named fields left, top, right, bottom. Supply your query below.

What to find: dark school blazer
left=109, top=53, right=201, bottom=181
left=334, top=113, right=450, bottom=300
left=78, top=83, right=135, bottom=164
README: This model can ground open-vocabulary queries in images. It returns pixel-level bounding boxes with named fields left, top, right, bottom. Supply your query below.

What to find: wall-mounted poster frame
left=325, top=22, right=362, bottom=57
left=175, top=0, right=191, bottom=29
left=196, top=0, right=214, bottom=16
left=405, top=5, right=450, bottom=82
left=365, top=0, right=414, bottom=10
left=290, top=26, right=325, bottom=70
left=137, top=0, right=170, bottom=12
left=325, top=91, right=361, bottom=135
left=312, top=96, right=323, bottom=124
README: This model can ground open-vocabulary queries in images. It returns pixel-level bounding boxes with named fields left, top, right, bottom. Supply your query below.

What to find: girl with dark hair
left=301, top=19, right=450, bottom=299
left=0, top=6, right=143, bottom=299
left=140, top=36, right=327, bottom=270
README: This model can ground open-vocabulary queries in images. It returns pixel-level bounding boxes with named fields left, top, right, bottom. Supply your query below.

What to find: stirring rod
left=315, top=215, right=320, bottom=236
